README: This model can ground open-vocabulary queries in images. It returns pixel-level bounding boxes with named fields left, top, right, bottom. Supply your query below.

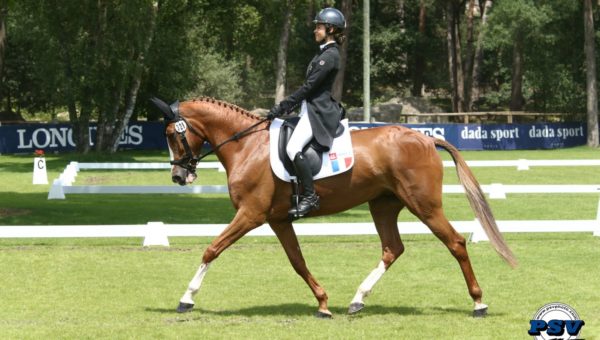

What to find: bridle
left=165, top=101, right=269, bottom=174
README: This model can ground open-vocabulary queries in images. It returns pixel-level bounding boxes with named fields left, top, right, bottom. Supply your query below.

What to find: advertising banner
left=0, top=122, right=167, bottom=154
left=0, top=121, right=589, bottom=154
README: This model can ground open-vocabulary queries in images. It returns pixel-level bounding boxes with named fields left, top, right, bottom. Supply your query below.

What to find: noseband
left=165, top=101, right=269, bottom=174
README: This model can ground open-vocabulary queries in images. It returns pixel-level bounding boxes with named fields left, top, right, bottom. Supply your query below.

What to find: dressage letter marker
left=33, top=156, right=48, bottom=185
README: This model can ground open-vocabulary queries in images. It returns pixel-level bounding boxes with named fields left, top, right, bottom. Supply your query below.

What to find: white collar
left=320, top=41, right=335, bottom=51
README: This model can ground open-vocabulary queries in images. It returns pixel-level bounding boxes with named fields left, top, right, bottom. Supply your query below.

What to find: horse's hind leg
left=269, top=221, right=332, bottom=318
left=348, top=195, right=405, bottom=314
left=421, top=208, right=487, bottom=317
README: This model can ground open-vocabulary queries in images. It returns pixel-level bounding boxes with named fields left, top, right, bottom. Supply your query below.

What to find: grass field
left=1, top=147, right=600, bottom=339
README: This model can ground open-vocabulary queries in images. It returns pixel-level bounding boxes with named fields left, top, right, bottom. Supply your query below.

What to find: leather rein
left=166, top=102, right=269, bottom=173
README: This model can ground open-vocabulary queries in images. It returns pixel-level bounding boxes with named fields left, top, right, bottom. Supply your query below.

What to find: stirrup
left=288, top=193, right=320, bottom=218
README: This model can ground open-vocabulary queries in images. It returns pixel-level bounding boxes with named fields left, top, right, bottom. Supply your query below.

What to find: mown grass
left=1, top=147, right=600, bottom=339
left=0, top=234, right=598, bottom=339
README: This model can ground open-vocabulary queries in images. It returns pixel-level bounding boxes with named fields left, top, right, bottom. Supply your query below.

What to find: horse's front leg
left=177, top=208, right=265, bottom=313
left=269, top=221, right=332, bottom=318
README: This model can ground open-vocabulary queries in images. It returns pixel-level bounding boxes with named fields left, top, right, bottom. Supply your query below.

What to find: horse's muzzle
left=171, top=166, right=196, bottom=186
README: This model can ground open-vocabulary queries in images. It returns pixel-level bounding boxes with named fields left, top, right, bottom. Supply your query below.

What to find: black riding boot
left=288, top=152, right=320, bottom=217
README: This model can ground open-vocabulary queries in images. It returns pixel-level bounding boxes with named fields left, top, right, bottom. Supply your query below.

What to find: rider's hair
left=326, top=25, right=346, bottom=45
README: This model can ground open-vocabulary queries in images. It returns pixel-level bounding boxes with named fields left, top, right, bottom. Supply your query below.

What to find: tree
left=485, top=0, right=550, bottom=111
left=446, top=0, right=464, bottom=112
left=0, top=0, right=6, bottom=83
left=583, top=0, right=599, bottom=147
left=469, top=0, right=492, bottom=111
left=275, top=0, right=293, bottom=104
left=332, top=0, right=352, bottom=101
left=411, top=0, right=427, bottom=97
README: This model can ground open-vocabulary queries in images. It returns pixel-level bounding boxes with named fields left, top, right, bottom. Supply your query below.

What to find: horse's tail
left=434, top=139, right=518, bottom=268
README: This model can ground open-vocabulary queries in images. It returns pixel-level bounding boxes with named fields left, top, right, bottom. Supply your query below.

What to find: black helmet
left=313, top=7, right=346, bottom=31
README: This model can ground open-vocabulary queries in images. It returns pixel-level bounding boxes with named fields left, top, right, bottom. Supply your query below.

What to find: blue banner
left=0, top=122, right=166, bottom=154
left=0, top=121, right=590, bottom=154
left=350, top=122, right=588, bottom=150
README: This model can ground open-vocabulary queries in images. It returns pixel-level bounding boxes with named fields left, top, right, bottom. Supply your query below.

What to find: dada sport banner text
left=0, top=121, right=588, bottom=154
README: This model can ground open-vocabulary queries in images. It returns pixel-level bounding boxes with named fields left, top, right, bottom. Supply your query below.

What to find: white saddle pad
left=269, top=118, right=354, bottom=182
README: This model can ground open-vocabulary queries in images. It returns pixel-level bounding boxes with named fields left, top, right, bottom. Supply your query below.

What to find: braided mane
left=191, top=97, right=261, bottom=120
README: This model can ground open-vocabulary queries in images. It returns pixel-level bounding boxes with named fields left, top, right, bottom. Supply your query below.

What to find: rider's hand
left=267, top=104, right=284, bottom=120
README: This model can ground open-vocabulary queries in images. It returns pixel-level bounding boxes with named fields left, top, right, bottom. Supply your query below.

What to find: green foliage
left=1, top=0, right=599, bottom=126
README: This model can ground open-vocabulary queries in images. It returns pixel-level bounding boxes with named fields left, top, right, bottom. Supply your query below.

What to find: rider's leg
left=286, top=111, right=319, bottom=216
left=286, top=108, right=313, bottom=161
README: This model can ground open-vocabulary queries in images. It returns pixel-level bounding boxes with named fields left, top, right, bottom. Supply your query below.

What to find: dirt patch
left=82, top=176, right=108, bottom=185
left=0, top=208, right=32, bottom=218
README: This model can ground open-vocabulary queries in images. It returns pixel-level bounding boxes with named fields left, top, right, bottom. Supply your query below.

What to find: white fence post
left=47, top=179, right=65, bottom=200
left=517, top=159, right=529, bottom=171
left=488, top=183, right=507, bottom=199
left=594, top=197, right=600, bottom=237
left=143, top=222, right=170, bottom=246
left=469, top=219, right=489, bottom=243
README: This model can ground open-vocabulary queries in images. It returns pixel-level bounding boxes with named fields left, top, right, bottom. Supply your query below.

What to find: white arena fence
left=1, top=218, right=599, bottom=247
left=2, top=159, right=598, bottom=244
left=48, top=159, right=600, bottom=199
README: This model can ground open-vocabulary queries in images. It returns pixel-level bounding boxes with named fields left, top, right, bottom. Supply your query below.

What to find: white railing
left=48, top=160, right=600, bottom=200
left=48, top=182, right=600, bottom=200
left=1, top=218, right=598, bottom=246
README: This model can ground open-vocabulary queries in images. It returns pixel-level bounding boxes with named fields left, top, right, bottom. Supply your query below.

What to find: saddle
left=269, top=118, right=354, bottom=182
left=278, top=117, right=345, bottom=176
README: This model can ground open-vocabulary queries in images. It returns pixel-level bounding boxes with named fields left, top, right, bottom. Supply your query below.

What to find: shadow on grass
left=145, top=303, right=477, bottom=318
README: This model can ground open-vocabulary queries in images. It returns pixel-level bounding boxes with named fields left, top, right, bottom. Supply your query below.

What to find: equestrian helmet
left=313, top=7, right=346, bottom=31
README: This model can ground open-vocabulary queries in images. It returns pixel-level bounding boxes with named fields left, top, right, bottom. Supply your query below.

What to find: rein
left=169, top=114, right=269, bottom=173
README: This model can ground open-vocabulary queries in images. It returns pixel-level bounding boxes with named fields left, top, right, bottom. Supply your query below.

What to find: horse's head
left=150, top=97, right=203, bottom=186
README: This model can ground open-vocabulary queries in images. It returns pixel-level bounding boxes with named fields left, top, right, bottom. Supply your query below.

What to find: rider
left=268, top=7, right=346, bottom=217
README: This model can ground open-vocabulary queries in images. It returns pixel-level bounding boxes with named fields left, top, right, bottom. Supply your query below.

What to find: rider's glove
left=267, top=104, right=284, bottom=120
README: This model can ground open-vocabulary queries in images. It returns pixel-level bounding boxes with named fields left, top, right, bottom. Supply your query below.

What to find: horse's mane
left=191, top=97, right=261, bottom=121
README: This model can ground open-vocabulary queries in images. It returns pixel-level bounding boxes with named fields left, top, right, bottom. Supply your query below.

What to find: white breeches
left=286, top=101, right=314, bottom=161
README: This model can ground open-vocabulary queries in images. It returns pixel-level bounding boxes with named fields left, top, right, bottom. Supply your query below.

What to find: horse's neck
left=192, top=101, right=264, bottom=169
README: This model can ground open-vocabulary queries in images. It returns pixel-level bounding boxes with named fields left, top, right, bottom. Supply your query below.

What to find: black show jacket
left=279, top=43, right=343, bottom=150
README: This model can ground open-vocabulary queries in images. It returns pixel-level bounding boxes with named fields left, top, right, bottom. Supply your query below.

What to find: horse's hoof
left=473, top=306, right=488, bottom=318
left=348, top=302, right=365, bottom=315
left=315, top=310, right=333, bottom=319
left=177, top=302, right=195, bottom=313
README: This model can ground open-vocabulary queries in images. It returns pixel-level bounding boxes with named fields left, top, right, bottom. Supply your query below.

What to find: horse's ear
left=149, top=96, right=175, bottom=121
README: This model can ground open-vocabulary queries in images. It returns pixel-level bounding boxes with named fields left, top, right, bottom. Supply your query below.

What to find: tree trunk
left=332, top=0, right=352, bottom=101
left=509, top=35, right=524, bottom=111
left=454, top=6, right=465, bottom=112
left=584, top=0, right=599, bottom=147
left=470, top=0, right=492, bottom=111
left=446, top=0, right=463, bottom=112
left=411, top=0, right=426, bottom=97
left=109, top=2, right=159, bottom=152
left=463, top=0, right=476, bottom=111
left=0, top=0, right=7, bottom=84
left=275, top=0, right=293, bottom=104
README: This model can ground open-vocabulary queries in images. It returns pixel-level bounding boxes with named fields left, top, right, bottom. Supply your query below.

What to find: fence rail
left=48, top=159, right=600, bottom=199
left=1, top=219, right=598, bottom=246
left=399, top=111, right=568, bottom=124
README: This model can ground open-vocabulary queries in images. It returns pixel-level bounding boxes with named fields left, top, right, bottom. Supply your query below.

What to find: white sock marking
left=180, top=262, right=211, bottom=304
left=351, top=261, right=386, bottom=304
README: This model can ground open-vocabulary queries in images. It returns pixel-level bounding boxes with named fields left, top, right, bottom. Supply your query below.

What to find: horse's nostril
left=172, top=176, right=183, bottom=184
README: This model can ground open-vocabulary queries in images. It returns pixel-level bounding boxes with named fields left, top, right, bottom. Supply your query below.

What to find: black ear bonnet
left=149, top=97, right=179, bottom=122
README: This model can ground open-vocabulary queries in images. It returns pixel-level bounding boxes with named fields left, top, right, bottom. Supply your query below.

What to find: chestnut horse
left=151, top=97, right=517, bottom=318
